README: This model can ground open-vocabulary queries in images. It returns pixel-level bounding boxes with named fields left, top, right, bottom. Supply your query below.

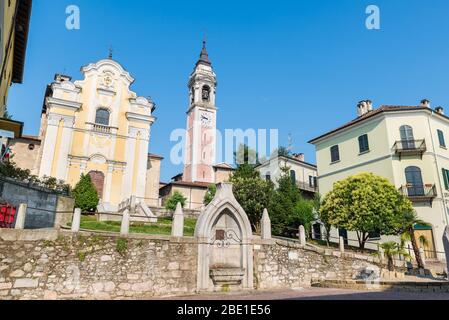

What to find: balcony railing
left=393, top=139, right=427, bottom=159
left=399, top=184, right=437, bottom=205
left=297, top=181, right=318, bottom=193
left=86, top=122, right=116, bottom=135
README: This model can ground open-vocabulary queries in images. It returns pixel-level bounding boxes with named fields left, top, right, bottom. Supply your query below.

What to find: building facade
left=34, top=58, right=157, bottom=212
left=309, top=100, right=449, bottom=260
left=0, top=0, right=31, bottom=118
left=256, top=153, right=318, bottom=199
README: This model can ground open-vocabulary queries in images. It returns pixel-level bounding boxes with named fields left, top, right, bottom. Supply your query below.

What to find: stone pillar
left=171, top=202, right=184, bottom=237
left=15, top=204, right=27, bottom=230
left=339, top=236, right=345, bottom=254
left=298, top=225, right=306, bottom=246
left=419, top=248, right=427, bottom=269
left=260, top=208, right=271, bottom=240
left=120, top=209, right=130, bottom=237
left=443, top=225, right=449, bottom=279
left=71, top=208, right=81, bottom=233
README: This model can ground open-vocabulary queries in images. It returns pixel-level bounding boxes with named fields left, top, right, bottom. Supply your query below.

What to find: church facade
left=25, top=58, right=158, bottom=212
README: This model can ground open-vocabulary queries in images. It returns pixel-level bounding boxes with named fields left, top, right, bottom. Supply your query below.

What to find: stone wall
left=0, top=177, right=74, bottom=229
left=0, top=230, right=389, bottom=300
left=254, top=239, right=383, bottom=290
left=0, top=231, right=197, bottom=300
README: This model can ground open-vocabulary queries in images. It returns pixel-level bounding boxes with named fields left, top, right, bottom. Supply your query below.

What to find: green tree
left=165, top=191, right=187, bottom=211
left=229, top=150, right=274, bottom=233
left=321, top=173, right=414, bottom=250
left=73, top=174, right=99, bottom=212
left=203, top=184, right=217, bottom=206
left=234, top=144, right=260, bottom=167
left=271, top=146, right=291, bottom=158
left=269, top=166, right=303, bottom=237
left=397, top=210, right=431, bottom=270
left=375, top=241, right=409, bottom=272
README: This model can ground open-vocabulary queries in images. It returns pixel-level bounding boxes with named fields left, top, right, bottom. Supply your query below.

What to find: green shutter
left=443, top=169, right=449, bottom=190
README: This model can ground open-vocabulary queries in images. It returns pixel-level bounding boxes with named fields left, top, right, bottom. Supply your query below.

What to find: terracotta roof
left=148, top=153, right=164, bottom=160
left=308, top=105, right=438, bottom=144
left=162, top=180, right=212, bottom=189
left=214, top=163, right=234, bottom=170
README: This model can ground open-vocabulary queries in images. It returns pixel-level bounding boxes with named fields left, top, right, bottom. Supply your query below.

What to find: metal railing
left=296, top=181, right=318, bottom=193
left=393, top=139, right=427, bottom=154
left=399, top=184, right=437, bottom=199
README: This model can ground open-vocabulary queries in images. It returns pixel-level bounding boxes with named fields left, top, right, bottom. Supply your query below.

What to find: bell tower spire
left=183, top=40, right=218, bottom=183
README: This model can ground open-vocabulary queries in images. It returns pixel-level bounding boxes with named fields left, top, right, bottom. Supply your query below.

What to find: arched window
left=405, top=166, right=424, bottom=196
left=290, top=170, right=296, bottom=184
left=400, top=125, right=415, bottom=149
left=95, top=108, right=110, bottom=126
left=202, top=85, right=211, bottom=102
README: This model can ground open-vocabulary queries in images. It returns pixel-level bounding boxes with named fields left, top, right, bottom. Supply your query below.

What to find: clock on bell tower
left=183, top=41, right=217, bottom=183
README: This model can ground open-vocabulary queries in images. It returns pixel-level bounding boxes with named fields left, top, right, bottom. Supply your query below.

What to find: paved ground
left=148, top=287, right=449, bottom=300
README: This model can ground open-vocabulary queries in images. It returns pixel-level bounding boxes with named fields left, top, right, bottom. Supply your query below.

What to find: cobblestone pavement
left=149, top=287, right=449, bottom=300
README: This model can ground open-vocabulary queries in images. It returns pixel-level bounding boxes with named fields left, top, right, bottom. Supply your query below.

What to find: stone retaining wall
left=254, top=239, right=383, bottom=290
left=0, top=231, right=387, bottom=300
left=0, top=231, right=197, bottom=300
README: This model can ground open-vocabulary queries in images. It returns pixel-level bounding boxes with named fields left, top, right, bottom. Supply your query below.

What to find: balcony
left=86, top=122, right=117, bottom=135
left=399, top=184, right=437, bottom=206
left=297, top=181, right=318, bottom=193
left=393, top=140, right=427, bottom=160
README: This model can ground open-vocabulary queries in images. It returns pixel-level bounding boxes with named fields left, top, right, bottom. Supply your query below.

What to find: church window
left=95, top=108, right=110, bottom=126
left=202, top=85, right=211, bottom=102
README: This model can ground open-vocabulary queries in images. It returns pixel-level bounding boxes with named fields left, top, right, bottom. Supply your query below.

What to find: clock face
left=200, top=112, right=213, bottom=127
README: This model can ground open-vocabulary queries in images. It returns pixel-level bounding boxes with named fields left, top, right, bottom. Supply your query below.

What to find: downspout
left=427, top=111, right=449, bottom=225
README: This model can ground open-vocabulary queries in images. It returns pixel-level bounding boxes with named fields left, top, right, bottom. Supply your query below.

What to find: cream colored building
left=256, top=153, right=318, bottom=199
left=25, top=58, right=158, bottom=212
left=309, top=100, right=449, bottom=261
left=0, top=0, right=31, bottom=118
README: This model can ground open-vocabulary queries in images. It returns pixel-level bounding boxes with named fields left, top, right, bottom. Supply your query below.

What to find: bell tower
left=183, top=41, right=217, bottom=183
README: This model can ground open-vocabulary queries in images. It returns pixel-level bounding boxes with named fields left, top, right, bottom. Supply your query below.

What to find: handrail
left=393, top=139, right=426, bottom=152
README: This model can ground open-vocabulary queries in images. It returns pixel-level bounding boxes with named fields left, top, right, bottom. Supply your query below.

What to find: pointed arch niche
left=194, top=183, right=254, bottom=292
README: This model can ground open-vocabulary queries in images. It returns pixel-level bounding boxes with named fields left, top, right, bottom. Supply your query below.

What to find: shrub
left=72, top=174, right=99, bottom=212
left=165, top=191, right=187, bottom=211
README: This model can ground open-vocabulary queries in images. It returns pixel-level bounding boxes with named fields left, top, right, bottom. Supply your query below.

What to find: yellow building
left=0, top=0, right=32, bottom=118
left=33, top=57, right=158, bottom=212
left=309, top=100, right=449, bottom=261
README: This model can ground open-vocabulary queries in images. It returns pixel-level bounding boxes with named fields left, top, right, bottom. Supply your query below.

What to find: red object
left=0, top=204, right=16, bottom=228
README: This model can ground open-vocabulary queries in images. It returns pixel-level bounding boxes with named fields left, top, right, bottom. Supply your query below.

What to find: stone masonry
left=0, top=230, right=384, bottom=300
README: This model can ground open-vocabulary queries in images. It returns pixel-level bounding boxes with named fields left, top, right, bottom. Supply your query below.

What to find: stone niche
left=195, top=183, right=253, bottom=292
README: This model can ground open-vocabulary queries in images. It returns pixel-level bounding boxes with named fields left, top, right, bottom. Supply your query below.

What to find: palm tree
left=376, top=241, right=410, bottom=272
left=400, top=211, right=431, bottom=270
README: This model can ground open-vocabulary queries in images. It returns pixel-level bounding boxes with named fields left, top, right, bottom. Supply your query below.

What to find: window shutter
left=443, top=169, right=449, bottom=190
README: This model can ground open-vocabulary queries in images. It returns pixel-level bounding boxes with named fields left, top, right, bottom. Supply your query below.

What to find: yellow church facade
left=36, top=58, right=157, bottom=212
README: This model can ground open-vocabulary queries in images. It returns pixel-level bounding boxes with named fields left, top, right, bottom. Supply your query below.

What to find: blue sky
left=7, top=0, right=449, bottom=182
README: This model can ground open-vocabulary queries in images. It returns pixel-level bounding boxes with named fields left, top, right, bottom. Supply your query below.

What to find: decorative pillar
left=339, top=236, right=345, bottom=254
left=103, top=164, right=114, bottom=203
left=298, top=225, right=306, bottom=246
left=38, top=114, right=60, bottom=177
left=55, top=116, right=75, bottom=180
left=15, top=204, right=27, bottom=230
left=171, top=202, right=184, bottom=237
left=260, top=208, right=271, bottom=240
left=71, top=208, right=81, bottom=233
left=120, top=209, right=130, bottom=237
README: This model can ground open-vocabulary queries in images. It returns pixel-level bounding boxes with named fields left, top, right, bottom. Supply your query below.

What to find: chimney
left=420, top=99, right=431, bottom=108
left=293, top=153, right=305, bottom=162
left=357, top=100, right=371, bottom=117
left=436, top=106, right=445, bottom=115
left=54, top=74, right=72, bottom=82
